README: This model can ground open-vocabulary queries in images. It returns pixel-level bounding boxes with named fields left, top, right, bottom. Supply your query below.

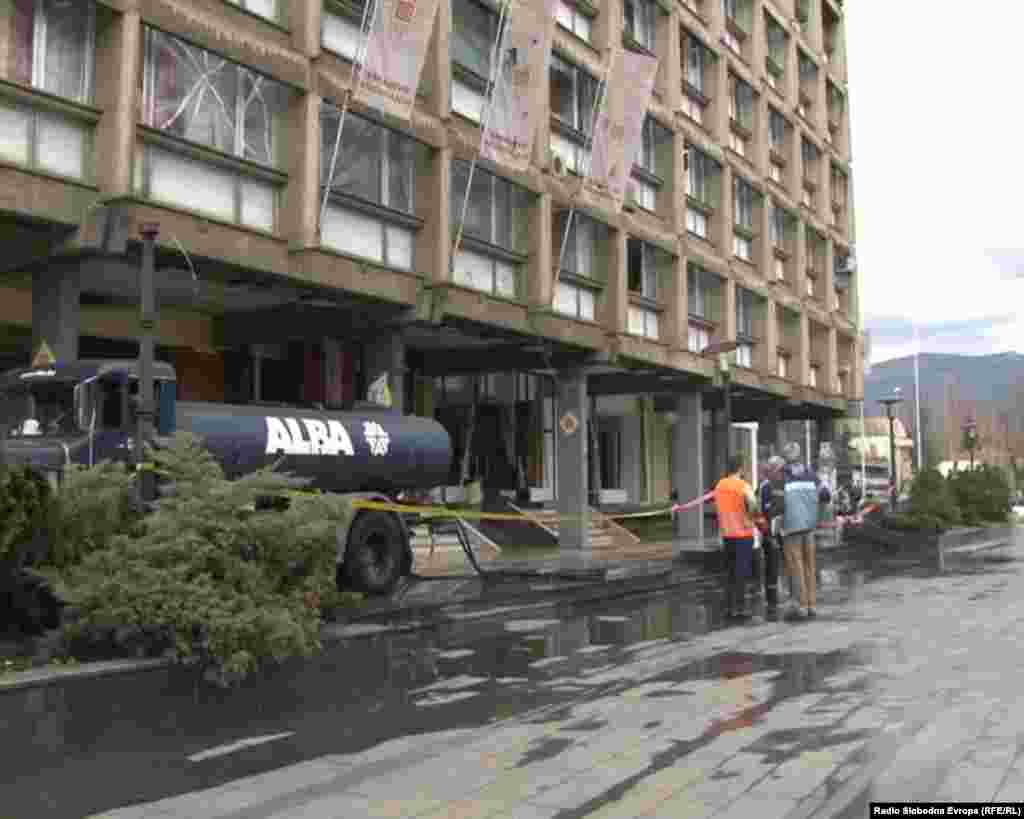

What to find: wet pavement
left=4, top=532, right=1023, bottom=818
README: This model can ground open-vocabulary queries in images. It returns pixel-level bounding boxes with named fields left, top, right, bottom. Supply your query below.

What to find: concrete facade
left=0, top=0, right=859, bottom=547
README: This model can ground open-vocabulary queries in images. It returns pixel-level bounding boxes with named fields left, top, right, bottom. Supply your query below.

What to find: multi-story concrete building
left=0, top=0, right=859, bottom=546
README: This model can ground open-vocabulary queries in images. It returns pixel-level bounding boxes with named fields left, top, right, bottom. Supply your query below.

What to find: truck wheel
left=344, top=511, right=406, bottom=595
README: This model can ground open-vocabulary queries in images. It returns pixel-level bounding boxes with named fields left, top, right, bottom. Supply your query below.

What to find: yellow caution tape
left=350, top=499, right=679, bottom=523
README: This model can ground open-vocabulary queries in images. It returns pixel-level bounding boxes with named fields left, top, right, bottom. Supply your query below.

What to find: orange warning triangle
left=31, top=341, right=56, bottom=369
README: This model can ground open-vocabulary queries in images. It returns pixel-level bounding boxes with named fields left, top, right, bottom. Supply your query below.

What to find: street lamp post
left=878, top=390, right=904, bottom=510
left=136, top=223, right=159, bottom=506
left=701, top=341, right=740, bottom=473
left=962, top=417, right=978, bottom=470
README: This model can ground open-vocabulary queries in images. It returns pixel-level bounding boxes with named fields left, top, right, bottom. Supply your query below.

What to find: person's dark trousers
left=764, top=534, right=781, bottom=609
left=722, top=537, right=754, bottom=617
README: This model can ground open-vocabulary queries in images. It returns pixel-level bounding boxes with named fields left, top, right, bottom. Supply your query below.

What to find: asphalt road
left=5, top=535, right=1023, bottom=819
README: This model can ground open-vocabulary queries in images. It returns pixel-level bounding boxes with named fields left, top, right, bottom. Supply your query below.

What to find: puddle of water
left=14, top=544, right=1006, bottom=819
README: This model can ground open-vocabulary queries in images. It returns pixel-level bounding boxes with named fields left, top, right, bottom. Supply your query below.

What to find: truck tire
left=344, top=511, right=406, bottom=595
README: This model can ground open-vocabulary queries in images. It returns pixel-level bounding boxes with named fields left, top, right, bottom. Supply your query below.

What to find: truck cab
left=0, top=360, right=178, bottom=482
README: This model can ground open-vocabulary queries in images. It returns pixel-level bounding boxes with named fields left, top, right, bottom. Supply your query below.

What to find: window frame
left=735, top=287, right=755, bottom=340
left=318, top=106, right=423, bottom=268
left=226, top=0, right=280, bottom=23
left=556, top=209, right=607, bottom=283
left=556, top=0, right=595, bottom=44
left=627, top=237, right=659, bottom=301
left=142, top=26, right=289, bottom=170
left=321, top=107, right=418, bottom=216
left=687, top=264, right=707, bottom=318
left=729, top=72, right=754, bottom=133
left=15, top=0, right=97, bottom=104
left=450, top=159, right=530, bottom=298
left=733, top=175, right=755, bottom=231
left=623, top=0, right=656, bottom=52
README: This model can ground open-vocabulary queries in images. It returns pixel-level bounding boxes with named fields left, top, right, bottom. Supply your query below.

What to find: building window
left=450, top=0, right=503, bottom=122
left=765, top=12, right=787, bottom=88
left=11, top=0, right=95, bottom=102
left=555, top=210, right=606, bottom=321
left=728, top=73, right=754, bottom=155
left=686, top=146, right=719, bottom=239
left=733, top=175, right=756, bottom=261
left=0, top=0, right=96, bottom=180
left=736, top=287, right=755, bottom=340
left=688, top=323, right=710, bottom=354
left=827, top=81, right=845, bottom=139
left=627, top=238, right=662, bottom=339
left=808, top=364, right=819, bottom=388
left=802, top=138, right=819, bottom=208
left=682, top=32, right=711, bottom=125
left=769, top=107, right=786, bottom=152
left=831, top=163, right=848, bottom=211
left=736, top=343, right=753, bottom=368
left=556, top=210, right=606, bottom=280
left=451, top=160, right=530, bottom=298
left=550, top=55, right=599, bottom=174
left=320, top=109, right=422, bottom=268
left=721, top=0, right=750, bottom=56
left=798, top=50, right=817, bottom=118
left=555, top=280, right=597, bottom=321
left=143, top=29, right=288, bottom=168
left=624, top=0, right=655, bottom=51
left=226, top=0, right=278, bottom=22
left=769, top=160, right=783, bottom=184
left=322, top=0, right=366, bottom=61
left=140, top=28, right=290, bottom=230
left=687, top=264, right=707, bottom=318
left=556, top=0, right=593, bottom=43
left=777, top=352, right=790, bottom=379
left=631, top=115, right=669, bottom=212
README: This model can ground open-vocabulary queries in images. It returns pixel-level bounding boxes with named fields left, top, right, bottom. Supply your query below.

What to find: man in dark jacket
left=780, top=441, right=831, bottom=620
left=757, top=455, right=786, bottom=621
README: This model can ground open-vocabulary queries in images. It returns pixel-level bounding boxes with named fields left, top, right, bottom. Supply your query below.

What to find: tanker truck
left=0, top=359, right=452, bottom=594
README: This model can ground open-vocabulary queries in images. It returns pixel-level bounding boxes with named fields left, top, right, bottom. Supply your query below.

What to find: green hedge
left=42, top=433, right=355, bottom=686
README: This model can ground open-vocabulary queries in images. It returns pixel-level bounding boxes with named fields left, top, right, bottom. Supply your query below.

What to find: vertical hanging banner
left=482, top=0, right=558, bottom=171
left=357, top=0, right=441, bottom=121
left=583, top=47, right=659, bottom=212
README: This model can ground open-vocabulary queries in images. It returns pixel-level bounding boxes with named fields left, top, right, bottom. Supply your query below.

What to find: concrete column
left=721, top=276, right=737, bottom=344
left=712, top=408, right=729, bottom=481
left=663, top=8, right=683, bottom=113
left=556, top=369, right=590, bottom=553
left=291, top=0, right=322, bottom=56
left=795, top=217, right=808, bottom=297
left=430, top=0, right=452, bottom=118
left=93, top=10, right=141, bottom=196
left=363, top=333, right=407, bottom=414
left=604, top=228, right=628, bottom=336
left=418, top=146, right=452, bottom=284
left=665, top=252, right=686, bottom=350
left=759, top=407, right=782, bottom=456
left=717, top=162, right=734, bottom=261
left=32, top=265, right=80, bottom=364
left=672, top=391, right=704, bottom=545
left=712, top=53, right=730, bottom=145
left=759, top=193, right=773, bottom=280
left=826, top=325, right=839, bottom=394
left=823, top=234, right=836, bottom=309
left=761, top=299, right=779, bottom=373
left=528, top=192, right=554, bottom=307
left=285, top=91, right=320, bottom=250
left=798, top=310, right=810, bottom=387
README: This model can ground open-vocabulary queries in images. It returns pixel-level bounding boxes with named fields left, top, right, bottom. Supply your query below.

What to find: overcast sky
left=846, top=4, right=1024, bottom=365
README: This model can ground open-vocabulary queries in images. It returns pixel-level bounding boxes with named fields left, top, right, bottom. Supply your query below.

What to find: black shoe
left=806, top=608, right=817, bottom=619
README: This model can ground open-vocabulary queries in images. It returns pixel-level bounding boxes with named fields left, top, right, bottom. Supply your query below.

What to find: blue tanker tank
left=0, top=360, right=453, bottom=594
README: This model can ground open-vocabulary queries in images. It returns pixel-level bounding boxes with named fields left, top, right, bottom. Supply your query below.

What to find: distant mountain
left=863, top=352, right=1024, bottom=436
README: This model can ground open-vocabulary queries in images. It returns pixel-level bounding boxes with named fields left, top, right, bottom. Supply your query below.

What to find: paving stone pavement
left=95, top=541, right=1024, bottom=819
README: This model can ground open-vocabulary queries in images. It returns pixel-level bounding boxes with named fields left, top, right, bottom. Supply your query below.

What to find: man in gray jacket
left=781, top=441, right=831, bottom=620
